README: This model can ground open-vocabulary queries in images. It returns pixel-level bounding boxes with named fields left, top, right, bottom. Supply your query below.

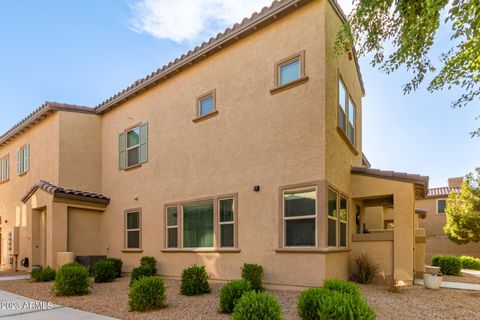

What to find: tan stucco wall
left=351, top=240, right=394, bottom=275
left=67, top=208, right=102, bottom=255
left=364, top=207, right=384, bottom=230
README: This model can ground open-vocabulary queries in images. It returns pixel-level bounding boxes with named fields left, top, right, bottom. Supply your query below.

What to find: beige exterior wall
left=67, top=208, right=102, bottom=255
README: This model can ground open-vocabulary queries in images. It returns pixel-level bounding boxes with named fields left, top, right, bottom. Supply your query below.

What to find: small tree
left=444, top=168, right=480, bottom=244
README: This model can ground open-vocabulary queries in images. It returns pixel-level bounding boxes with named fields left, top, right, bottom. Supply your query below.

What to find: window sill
left=123, top=163, right=143, bottom=171
left=270, top=76, right=309, bottom=95
left=0, top=179, right=10, bottom=184
left=336, top=127, right=358, bottom=155
left=161, top=248, right=240, bottom=253
left=18, top=172, right=28, bottom=177
left=192, top=110, right=219, bottom=123
left=121, top=249, right=143, bottom=253
left=275, top=247, right=350, bottom=254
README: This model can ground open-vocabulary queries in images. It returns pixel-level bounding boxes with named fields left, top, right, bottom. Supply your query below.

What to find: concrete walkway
left=414, top=278, right=480, bottom=291
left=0, top=290, right=117, bottom=319
left=0, top=276, right=29, bottom=282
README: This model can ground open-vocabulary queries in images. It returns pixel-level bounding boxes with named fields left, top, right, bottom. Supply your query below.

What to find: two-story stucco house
left=0, top=0, right=429, bottom=287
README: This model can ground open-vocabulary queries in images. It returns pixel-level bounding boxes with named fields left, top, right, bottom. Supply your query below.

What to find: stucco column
left=47, top=202, right=68, bottom=267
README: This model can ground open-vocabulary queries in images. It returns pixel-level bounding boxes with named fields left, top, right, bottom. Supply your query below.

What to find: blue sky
left=0, top=0, right=478, bottom=187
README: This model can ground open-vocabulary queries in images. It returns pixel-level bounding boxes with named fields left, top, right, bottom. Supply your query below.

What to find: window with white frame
left=327, top=189, right=337, bottom=247
left=437, top=199, right=447, bottom=214
left=118, top=123, right=148, bottom=170
left=17, top=144, right=29, bottom=175
left=219, top=198, right=235, bottom=248
left=166, top=206, right=178, bottom=248
left=0, top=155, right=9, bottom=183
left=338, top=78, right=356, bottom=146
left=328, top=189, right=349, bottom=248
left=125, top=211, right=141, bottom=249
left=283, top=187, right=317, bottom=247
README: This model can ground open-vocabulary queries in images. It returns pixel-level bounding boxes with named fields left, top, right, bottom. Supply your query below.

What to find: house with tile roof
left=418, top=178, right=480, bottom=264
left=0, top=0, right=430, bottom=286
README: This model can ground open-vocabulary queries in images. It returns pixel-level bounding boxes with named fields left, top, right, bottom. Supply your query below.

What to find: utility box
left=7, top=227, right=19, bottom=255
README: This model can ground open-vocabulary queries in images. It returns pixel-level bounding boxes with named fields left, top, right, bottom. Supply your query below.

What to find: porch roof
left=351, top=166, right=429, bottom=199
left=21, top=180, right=110, bottom=204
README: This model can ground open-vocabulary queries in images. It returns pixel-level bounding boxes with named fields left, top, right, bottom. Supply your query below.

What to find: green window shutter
left=24, top=144, right=29, bottom=173
left=139, top=123, right=148, bottom=164
left=119, top=132, right=126, bottom=170
left=17, top=148, right=21, bottom=175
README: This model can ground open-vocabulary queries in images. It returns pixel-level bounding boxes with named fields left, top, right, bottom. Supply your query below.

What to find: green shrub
left=460, top=256, right=480, bottom=270
left=140, top=256, right=158, bottom=274
left=431, top=255, right=443, bottom=267
left=439, top=256, right=462, bottom=275
left=352, top=253, right=379, bottom=284
left=129, top=276, right=167, bottom=311
left=241, top=263, right=264, bottom=292
left=94, top=259, right=116, bottom=283
left=130, top=265, right=157, bottom=286
left=219, top=279, right=253, bottom=314
left=297, top=288, right=375, bottom=320
left=30, top=266, right=56, bottom=282
left=53, top=262, right=90, bottom=296
left=232, top=291, right=283, bottom=320
left=180, top=265, right=211, bottom=296
left=323, top=279, right=360, bottom=296
left=106, top=258, right=123, bottom=278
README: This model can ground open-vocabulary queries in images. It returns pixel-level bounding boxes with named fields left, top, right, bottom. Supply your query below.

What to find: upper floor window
left=193, top=90, right=219, bottom=123
left=283, top=187, right=317, bottom=247
left=437, top=199, right=447, bottom=214
left=338, top=78, right=356, bottom=147
left=119, top=123, right=148, bottom=170
left=0, top=154, right=9, bottom=183
left=271, top=50, right=308, bottom=94
left=17, top=144, right=29, bottom=176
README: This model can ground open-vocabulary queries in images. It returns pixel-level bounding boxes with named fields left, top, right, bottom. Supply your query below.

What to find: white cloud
left=129, top=0, right=273, bottom=43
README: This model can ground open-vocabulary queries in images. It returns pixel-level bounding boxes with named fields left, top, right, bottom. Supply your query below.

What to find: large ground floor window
left=283, top=187, right=317, bottom=247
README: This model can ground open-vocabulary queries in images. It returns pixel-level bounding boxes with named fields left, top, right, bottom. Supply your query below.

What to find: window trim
left=124, top=209, right=142, bottom=250
left=327, top=186, right=349, bottom=249
left=218, top=197, right=237, bottom=248
left=162, top=193, right=239, bottom=252
left=271, top=50, right=309, bottom=95
left=0, top=154, right=9, bottom=183
left=193, top=89, right=219, bottom=123
left=337, top=75, right=358, bottom=155
left=125, top=125, right=141, bottom=169
left=282, top=186, right=318, bottom=248
left=436, top=199, right=447, bottom=214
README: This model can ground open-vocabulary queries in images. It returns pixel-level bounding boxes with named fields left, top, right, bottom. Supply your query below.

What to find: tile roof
left=426, top=187, right=461, bottom=199
left=21, top=180, right=110, bottom=205
left=351, top=166, right=429, bottom=199
left=0, top=102, right=95, bottom=146
left=94, top=0, right=365, bottom=114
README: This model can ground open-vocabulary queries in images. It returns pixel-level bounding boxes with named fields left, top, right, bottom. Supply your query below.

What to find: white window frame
left=0, top=155, right=9, bottom=183
left=327, top=189, right=338, bottom=247
left=338, top=77, right=356, bottom=147
left=125, top=211, right=141, bottom=249
left=18, top=144, right=29, bottom=175
left=282, top=186, right=317, bottom=248
left=166, top=206, right=179, bottom=248
left=436, top=199, right=447, bottom=214
left=218, top=197, right=235, bottom=248
left=126, top=126, right=141, bottom=168
left=328, top=188, right=349, bottom=248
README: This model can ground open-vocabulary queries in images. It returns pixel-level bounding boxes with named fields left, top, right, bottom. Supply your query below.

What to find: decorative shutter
left=119, top=132, right=126, bottom=170
left=24, top=144, right=29, bottom=173
left=139, top=123, right=148, bottom=164
left=17, top=148, right=21, bottom=175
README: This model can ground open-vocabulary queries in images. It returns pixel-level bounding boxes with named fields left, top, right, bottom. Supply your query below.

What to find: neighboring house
left=418, top=177, right=480, bottom=264
left=0, top=0, right=429, bottom=287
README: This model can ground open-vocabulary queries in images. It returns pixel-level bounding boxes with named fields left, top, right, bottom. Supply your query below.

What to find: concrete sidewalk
left=0, top=276, right=29, bottom=282
left=414, top=279, right=480, bottom=291
left=0, top=290, right=117, bottom=319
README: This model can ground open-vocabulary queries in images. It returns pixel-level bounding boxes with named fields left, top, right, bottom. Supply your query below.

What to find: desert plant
left=30, top=266, right=56, bottom=282
left=232, top=291, right=283, bottom=320
left=140, top=256, right=158, bottom=274
left=323, top=279, right=360, bottom=296
left=180, top=265, right=211, bottom=296
left=53, top=262, right=90, bottom=296
left=129, top=276, right=167, bottom=311
left=297, top=287, right=375, bottom=320
left=219, top=279, right=253, bottom=314
left=431, top=255, right=443, bottom=267
left=106, top=258, right=123, bottom=277
left=130, top=265, right=157, bottom=286
left=94, top=259, right=117, bottom=283
left=439, top=255, right=462, bottom=275
left=459, top=256, right=480, bottom=270
left=241, top=263, right=264, bottom=292
left=352, top=253, right=379, bottom=284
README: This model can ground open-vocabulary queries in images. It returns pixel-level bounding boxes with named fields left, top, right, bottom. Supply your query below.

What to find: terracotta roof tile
left=21, top=180, right=110, bottom=205
left=426, top=187, right=461, bottom=199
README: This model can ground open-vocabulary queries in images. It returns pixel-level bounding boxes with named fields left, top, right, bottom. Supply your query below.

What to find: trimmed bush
left=439, top=256, right=462, bottom=275
left=130, top=265, right=157, bottom=286
left=30, top=266, right=56, bottom=282
left=297, top=287, right=375, bottom=320
left=431, top=255, right=442, bottom=267
left=53, top=262, right=90, bottom=296
left=323, top=279, right=360, bottom=296
left=94, top=259, right=116, bottom=283
left=219, top=279, right=253, bottom=314
left=460, top=256, right=480, bottom=270
left=129, top=276, right=167, bottom=311
left=140, top=256, right=158, bottom=275
left=352, top=253, right=379, bottom=284
left=180, top=265, right=211, bottom=296
left=241, top=263, right=264, bottom=292
left=232, top=291, right=282, bottom=320
left=107, top=258, right=123, bottom=278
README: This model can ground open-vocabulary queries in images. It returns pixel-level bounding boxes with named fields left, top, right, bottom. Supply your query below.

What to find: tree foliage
left=335, top=0, right=480, bottom=136
left=444, top=168, right=480, bottom=244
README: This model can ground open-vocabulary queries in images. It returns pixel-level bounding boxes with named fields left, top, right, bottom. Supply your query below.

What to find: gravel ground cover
left=0, top=276, right=479, bottom=319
